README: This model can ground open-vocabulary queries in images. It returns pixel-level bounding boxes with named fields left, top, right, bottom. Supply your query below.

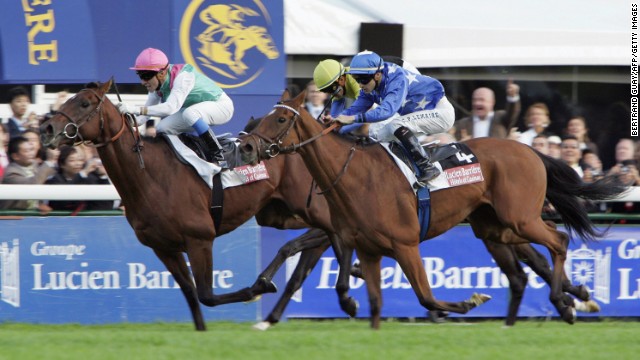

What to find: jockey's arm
left=133, top=92, right=162, bottom=126
left=143, top=71, right=196, bottom=118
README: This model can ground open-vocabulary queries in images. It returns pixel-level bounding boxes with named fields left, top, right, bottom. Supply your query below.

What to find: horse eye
left=277, top=117, right=287, bottom=123
left=81, top=100, right=91, bottom=108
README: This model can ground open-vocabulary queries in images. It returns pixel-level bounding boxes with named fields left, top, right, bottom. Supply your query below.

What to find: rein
left=53, top=82, right=145, bottom=169
left=251, top=102, right=353, bottom=196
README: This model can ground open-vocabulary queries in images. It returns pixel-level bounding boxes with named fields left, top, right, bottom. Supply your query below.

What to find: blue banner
left=0, top=0, right=285, bottom=94
left=261, top=226, right=640, bottom=319
left=0, top=217, right=260, bottom=324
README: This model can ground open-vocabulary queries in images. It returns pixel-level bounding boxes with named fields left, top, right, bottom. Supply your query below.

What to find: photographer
left=606, top=139, right=639, bottom=223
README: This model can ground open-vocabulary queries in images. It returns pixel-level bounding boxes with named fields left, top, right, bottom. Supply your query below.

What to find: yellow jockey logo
left=180, top=1, right=280, bottom=88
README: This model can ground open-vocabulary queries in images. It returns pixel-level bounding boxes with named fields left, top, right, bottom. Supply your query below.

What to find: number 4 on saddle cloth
left=385, top=141, right=485, bottom=241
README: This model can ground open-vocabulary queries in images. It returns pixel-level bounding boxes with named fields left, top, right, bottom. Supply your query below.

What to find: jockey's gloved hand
left=335, top=115, right=356, bottom=124
left=116, top=102, right=139, bottom=115
left=338, top=123, right=364, bottom=135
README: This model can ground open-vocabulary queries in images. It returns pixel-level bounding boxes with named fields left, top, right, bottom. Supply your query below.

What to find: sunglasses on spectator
left=136, top=70, right=158, bottom=81
left=352, top=75, right=376, bottom=85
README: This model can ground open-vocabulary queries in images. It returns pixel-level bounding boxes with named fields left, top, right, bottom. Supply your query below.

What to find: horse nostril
left=241, top=143, right=254, bottom=153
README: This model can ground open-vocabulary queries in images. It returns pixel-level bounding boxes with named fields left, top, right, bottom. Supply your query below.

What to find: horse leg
left=393, top=244, right=491, bottom=315
left=513, top=219, right=576, bottom=324
left=249, top=228, right=330, bottom=299
left=513, top=242, right=599, bottom=312
left=515, top=221, right=592, bottom=302
left=482, top=239, right=528, bottom=327
left=153, top=249, right=206, bottom=331
left=328, top=233, right=359, bottom=318
left=255, top=243, right=328, bottom=331
left=357, top=252, right=382, bottom=329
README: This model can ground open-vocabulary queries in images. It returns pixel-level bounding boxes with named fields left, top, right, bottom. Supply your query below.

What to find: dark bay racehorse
left=38, top=80, right=357, bottom=331
left=240, top=90, right=627, bottom=329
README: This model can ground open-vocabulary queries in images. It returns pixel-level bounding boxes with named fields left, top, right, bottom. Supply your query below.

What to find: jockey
left=313, top=59, right=361, bottom=118
left=313, top=57, right=420, bottom=119
left=117, top=48, right=234, bottom=167
left=335, top=50, right=455, bottom=183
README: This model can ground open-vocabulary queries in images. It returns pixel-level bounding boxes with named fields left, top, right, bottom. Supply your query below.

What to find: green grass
left=0, top=319, right=638, bottom=360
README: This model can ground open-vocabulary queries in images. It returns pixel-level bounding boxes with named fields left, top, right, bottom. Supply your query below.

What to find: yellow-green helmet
left=313, top=60, right=345, bottom=91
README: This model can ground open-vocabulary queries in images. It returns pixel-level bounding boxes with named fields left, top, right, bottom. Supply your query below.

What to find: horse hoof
left=252, top=321, right=272, bottom=331
left=576, top=285, right=591, bottom=301
left=561, top=307, right=577, bottom=324
left=427, top=310, right=449, bottom=324
left=342, top=297, right=359, bottom=318
left=575, top=299, right=600, bottom=313
left=254, top=277, right=278, bottom=294
left=470, top=293, right=492, bottom=306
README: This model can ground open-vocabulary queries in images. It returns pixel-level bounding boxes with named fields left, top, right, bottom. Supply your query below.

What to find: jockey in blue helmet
left=335, top=50, right=455, bottom=184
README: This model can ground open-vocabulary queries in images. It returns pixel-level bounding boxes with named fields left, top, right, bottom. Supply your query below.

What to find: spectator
left=531, top=134, right=550, bottom=155
left=303, top=80, right=328, bottom=119
left=517, top=102, right=552, bottom=146
left=564, top=115, right=598, bottom=156
left=0, top=136, right=55, bottom=211
left=607, top=138, right=640, bottom=186
left=0, top=123, right=9, bottom=178
left=115, top=47, right=233, bottom=166
left=335, top=50, right=455, bottom=183
left=547, top=135, right=562, bottom=159
left=454, top=80, right=521, bottom=141
left=4, top=86, right=31, bottom=139
left=21, top=128, right=44, bottom=164
left=44, top=145, right=114, bottom=213
left=560, top=135, right=583, bottom=178
left=581, top=149, right=605, bottom=183
left=606, top=139, right=639, bottom=221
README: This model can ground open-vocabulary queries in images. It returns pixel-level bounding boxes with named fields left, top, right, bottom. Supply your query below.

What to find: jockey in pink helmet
left=117, top=47, right=234, bottom=167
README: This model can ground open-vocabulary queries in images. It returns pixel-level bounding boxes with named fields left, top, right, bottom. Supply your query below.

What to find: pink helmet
left=129, top=48, right=169, bottom=71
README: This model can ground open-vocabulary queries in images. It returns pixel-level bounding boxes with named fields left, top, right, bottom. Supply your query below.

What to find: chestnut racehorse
left=240, top=90, right=627, bottom=329
left=39, top=80, right=357, bottom=331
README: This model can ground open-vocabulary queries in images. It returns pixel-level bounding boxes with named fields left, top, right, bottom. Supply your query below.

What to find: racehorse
left=240, top=90, right=627, bottom=329
left=242, top=116, right=596, bottom=329
left=38, top=80, right=357, bottom=331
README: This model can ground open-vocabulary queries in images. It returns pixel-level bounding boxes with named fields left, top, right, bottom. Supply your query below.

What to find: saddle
left=174, top=133, right=244, bottom=168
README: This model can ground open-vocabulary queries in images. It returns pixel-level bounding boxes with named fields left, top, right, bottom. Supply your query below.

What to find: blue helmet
left=347, top=50, right=383, bottom=75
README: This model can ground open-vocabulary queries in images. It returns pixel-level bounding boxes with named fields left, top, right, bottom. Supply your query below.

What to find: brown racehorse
left=243, top=117, right=595, bottom=329
left=240, top=90, right=627, bottom=329
left=38, top=80, right=358, bottom=331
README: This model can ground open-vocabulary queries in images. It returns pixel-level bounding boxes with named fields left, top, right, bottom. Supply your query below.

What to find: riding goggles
left=320, top=82, right=340, bottom=94
left=352, top=74, right=375, bottom=85
left=136, top=70, right=158, bottom=81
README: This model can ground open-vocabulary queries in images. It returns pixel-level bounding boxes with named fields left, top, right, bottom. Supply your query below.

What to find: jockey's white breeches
left=156, top=93, right=234, bottom=134
left=368, top=96, right=455, bottom=142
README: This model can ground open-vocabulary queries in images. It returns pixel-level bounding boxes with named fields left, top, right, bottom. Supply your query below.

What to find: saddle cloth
left=163, top=134, right=269, bottom=189
left=382, top=142, right=484, bottom=192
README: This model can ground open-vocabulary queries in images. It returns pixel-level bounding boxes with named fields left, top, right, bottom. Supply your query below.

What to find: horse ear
left=280, top=89, right=291, bottom=101
left=294, top=88, right=306, bottom=106
left=101, top=78, right=113, bottom=94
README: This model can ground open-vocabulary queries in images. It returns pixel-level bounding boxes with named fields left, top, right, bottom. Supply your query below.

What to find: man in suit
left=0, top=136, right=55, bottom=210
left=454, top=80, right=521, bottom=141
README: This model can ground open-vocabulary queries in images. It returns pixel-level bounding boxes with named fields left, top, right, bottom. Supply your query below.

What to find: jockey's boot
left=394, top=126, right=440, bottom=183
left=199, top=129, right=228, bottom=168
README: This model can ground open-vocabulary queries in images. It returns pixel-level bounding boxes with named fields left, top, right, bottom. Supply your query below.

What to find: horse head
left=40, top=79, right=124, bottom=149
left=240, top=89, right=309, bottom=164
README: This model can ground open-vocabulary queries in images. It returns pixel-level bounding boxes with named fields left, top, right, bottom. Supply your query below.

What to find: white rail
left=0, top=185, right=639, bottom=202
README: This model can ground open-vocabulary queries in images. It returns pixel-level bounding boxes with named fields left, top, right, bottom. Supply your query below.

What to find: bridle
left=52, top=87, right=128, bottom=148
left=246, top=101, right=354, bottom=196
left=247, top=102, right=338, bottom=160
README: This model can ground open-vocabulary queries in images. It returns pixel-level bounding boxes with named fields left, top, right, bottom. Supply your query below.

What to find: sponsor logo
left=1, top=239, right=20, bottom=307
left=233, top=161, right=269, bottom=183
left=443, top=163, right=484, bottom=187
left=566, top=245, right=612, bottom=304
left=180, top=1, right=280, bottom=88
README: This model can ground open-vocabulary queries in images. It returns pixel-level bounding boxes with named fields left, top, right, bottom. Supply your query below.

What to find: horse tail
left=535, top=151, right=628, bottom=242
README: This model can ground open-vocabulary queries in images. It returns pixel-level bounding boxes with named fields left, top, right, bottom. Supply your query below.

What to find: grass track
left=0, top=319, right=638, bottom=360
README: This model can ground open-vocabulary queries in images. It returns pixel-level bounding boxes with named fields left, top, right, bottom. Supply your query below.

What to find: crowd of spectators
left=0, top=86, right=118, bottom=214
